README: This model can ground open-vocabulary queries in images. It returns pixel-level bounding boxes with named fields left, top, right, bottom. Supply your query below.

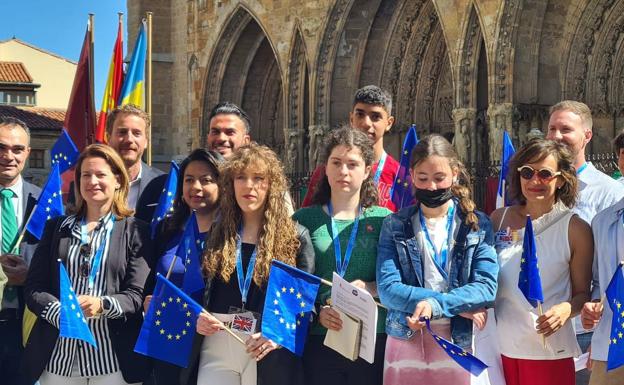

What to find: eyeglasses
left=79, top=243, right=92, bottom=278
left=517, top=166, right=562, bottom=181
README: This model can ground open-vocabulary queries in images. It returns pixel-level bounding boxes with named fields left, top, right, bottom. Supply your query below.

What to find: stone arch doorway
left=201, top=6, right=283, bottom=155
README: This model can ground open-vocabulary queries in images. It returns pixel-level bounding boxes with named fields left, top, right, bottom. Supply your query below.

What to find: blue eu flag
left=58, top=260, right=97, bottom=347
left=496, top=131, right=516, bottom=208
left=606, top=264, right=624, bottom=370
left=262, top=260, right=321, bottom=356
left=51, top=129, right=79, bottom=174
left=179, top=211, right=205, bottom=296
left=423, top=318, right=487, bottom=375
left=134, top=274, right=203, bottom=367
left=26, top=163, right=64, bottom=239
left=151, top=161, right=179, bottom=238
left=518, top=215, right=544, bottom=307
left=391, top=124, right=419, bottom=210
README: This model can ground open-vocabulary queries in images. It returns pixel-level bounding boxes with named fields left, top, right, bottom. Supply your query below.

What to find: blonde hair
left=72, top=144, right=133, bottom=219
left=549, top=100, right=593, bottom=131
left=202, top=143, right=299, bottom=286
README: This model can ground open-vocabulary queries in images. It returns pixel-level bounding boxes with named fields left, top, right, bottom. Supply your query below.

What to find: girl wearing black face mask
left=376, top=134, right=499, bottom=385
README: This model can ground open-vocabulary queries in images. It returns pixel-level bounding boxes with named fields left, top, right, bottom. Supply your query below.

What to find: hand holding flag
left=261, top=260, right=321, bottom=356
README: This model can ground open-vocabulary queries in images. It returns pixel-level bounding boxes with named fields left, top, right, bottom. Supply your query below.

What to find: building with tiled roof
left=0, top=38, right=76, bottom=109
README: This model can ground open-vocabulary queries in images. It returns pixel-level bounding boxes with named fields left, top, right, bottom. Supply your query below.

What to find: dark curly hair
left=310, top=125, right=378, bottom=209
left=507, top=139, right=577, bottom=208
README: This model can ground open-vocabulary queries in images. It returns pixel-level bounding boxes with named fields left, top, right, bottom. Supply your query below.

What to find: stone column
left=487, top=103, right=514, bottom=161
left=285, top=130, right=301, bottom=173
left=308, top=124, right=328, bottom=170
left=451, top=108, right=477, bottom=163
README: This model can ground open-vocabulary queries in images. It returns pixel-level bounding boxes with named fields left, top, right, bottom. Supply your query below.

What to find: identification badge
left=494, top=228, right=515, bottom=252
left=228, top=306, right=259, bottom=334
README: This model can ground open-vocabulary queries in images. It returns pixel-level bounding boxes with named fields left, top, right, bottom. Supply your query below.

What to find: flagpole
left=146, top=11, right=153, bottom=167
left=9, top=204, right=38, bottom=254
left=88, top=14, right=96, bottom=145
left=537, top=301, right=547, bottom=349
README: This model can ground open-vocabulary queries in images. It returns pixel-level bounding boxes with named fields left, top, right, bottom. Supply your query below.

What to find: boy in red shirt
left=302, top=85, right=399, bottom=211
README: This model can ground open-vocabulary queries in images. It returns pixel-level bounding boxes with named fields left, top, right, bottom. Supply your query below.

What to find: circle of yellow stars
left=155, top=296, right=193, bottom=341
left=609, top=300, right=624, bottom=345
left=273, top=286, right=307, bottom=331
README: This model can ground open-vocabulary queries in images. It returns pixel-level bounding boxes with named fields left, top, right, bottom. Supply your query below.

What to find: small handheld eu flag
left=261, top=260, right=321, bottom=356
left=58, top=260, right=97, bottom=348
left=518, top=215, right=544, bottom=307
left=134, top=274, right=203, bottom=367
left=150, top=161, right=179, bottom=238
left=179, top=211, right=205, bottom=296
left=26, top=163, right=64, bottom=240
left=391, top=124, right=419, bottom=210
left=51, top=129, right=80, bottom=174
left=423, top=317, right=487, bottom=376
left=606, top=263, right=624, bottom=371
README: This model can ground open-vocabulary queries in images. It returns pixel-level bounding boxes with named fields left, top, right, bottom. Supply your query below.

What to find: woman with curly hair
left=195, top=143, right=314, bottom=385
left=294, top=126, right=391, bottom=385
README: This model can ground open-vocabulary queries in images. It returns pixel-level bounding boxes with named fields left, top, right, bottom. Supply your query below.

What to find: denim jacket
left=376, top=203, right=498, bottom=349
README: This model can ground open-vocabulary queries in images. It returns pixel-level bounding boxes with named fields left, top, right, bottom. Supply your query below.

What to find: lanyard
left=577, top=163, right=588, bottom=175
left=418, top=202, right=455, bottom=280
left=373, top=152, right=387, bottom=186
left=328, top=201, right=361, bottom=277
left=80, top=215, right=115, bottom=291
left=236, top=225, right=257, bottom=309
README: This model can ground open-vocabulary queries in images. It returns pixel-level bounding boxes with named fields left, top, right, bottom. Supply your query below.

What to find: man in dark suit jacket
left=69, top=105, right=166, bottom=223
left=0, top=116, right=40, bottom=384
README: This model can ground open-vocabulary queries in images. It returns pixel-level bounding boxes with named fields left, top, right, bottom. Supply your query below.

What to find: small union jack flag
left=232, top=314, right=255, bottom=333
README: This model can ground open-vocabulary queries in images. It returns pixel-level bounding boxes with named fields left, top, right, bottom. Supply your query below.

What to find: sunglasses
left=79, top=243, right=92, bottom=278
left=517, top=166, right=561, bottom=181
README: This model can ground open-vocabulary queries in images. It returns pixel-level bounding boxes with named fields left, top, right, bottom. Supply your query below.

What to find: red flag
left=96, top=18, right=124, bottom=143
left=64, top=23, right=96, bottom=151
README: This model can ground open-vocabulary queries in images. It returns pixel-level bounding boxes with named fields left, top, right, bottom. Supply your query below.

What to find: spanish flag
left=96, top=17, right=124, bottom=143
left=118, top=20, right=147, bottom=108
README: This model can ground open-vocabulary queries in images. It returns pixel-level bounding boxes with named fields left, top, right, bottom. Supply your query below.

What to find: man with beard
left=69, top=105, right=165, bottom=222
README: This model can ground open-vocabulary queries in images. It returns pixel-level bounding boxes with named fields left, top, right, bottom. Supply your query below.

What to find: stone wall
left=128, top=0, right=624, bottom=170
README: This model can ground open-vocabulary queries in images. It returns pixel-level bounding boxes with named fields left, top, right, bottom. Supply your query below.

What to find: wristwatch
left=101, top=297, right=112, bottom=313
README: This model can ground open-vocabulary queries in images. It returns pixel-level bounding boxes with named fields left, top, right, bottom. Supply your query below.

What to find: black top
left=208, top=243, right=265, bottom=315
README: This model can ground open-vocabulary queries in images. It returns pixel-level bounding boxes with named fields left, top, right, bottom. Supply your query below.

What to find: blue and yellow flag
left=150, top=161, right=179, bottom=238
left=518, top=215, right=544, bottom=307
left=134, top=274, right=203, bottom=367
left=261, top=260, right=320, bottom=356
left=423, top=317, right=487, bottom=375
left=25, top=163, right=64, bottom=240
left=118, top=21, right=147, bottom=108
left=391, top=124, right=419, bottom=210
left=51, top=129, right=79, bottom=175
left=59, top=260, right=97, bottom=347
left=179, top=211, right=205, bottom=297
left=606, top=263, right=624, bottom=371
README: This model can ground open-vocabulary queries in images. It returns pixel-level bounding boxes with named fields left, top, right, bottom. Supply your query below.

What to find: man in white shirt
left=547, top=101, right=624, bottom=384
left=0, top=117, right=40, bottom=383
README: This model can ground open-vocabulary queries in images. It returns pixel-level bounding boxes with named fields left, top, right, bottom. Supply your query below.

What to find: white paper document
left=330, top=272, right=378, bottom=363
